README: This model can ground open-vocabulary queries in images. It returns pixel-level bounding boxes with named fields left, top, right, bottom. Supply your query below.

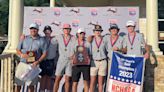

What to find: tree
left=0, top=0, right=52, bottom=35
left=0, top=0, right=9, bottom=35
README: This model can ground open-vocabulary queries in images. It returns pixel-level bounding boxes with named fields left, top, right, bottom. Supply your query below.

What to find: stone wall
left=155, top=55, right=164, bottom=92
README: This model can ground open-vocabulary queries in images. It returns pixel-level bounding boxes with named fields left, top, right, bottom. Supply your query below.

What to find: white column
left=146, top=0, right=162, bottom=54
left=4, top=0, right=24, bottom=53
left=50, top=0, right=55, bottom=7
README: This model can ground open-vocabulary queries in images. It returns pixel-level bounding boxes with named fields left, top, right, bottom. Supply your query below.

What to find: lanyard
left=128, top=32, right=136, bottom=49
left=110, top=35, right=119, bottom=47
left=62, top=35, right=71, bottom=47
left=95, top=37, right=103, bottom=52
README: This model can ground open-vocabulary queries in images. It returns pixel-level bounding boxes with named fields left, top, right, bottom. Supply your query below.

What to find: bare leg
left=72, top=82, right=78, bottom=92
left=46, top=76, right=52, bottom=91
left=65, top=75, right=71, bottom=92
left=83, top=80, right=89, bottom=92
left=98, top=76, right=104, bottom=92
left=40, top=75, right=47, bottom=91
left=28, top=86, right=34, bottom=92
left=14, top=85, right=21, bottom=92
left=53, top=76, right=62, bottom=92
left=89, top=76, right=97, bottom=92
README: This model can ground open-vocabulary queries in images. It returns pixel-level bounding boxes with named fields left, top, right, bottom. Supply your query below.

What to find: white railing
left=0, top=54, right=14, bottom=92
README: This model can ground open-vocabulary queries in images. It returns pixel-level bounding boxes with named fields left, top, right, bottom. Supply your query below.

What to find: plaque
left=72, top=46, right=90, bottom=66
left=26, top=51, right=35, bottom=63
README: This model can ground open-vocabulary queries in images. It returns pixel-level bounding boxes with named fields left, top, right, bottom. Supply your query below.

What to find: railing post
left=0, top=60, right=4, bottom=92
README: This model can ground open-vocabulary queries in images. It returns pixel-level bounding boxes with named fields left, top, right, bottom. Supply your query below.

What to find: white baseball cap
left=29, top=23, right=39, bottom=30
left=126, top=20, right=135, bottom=27
left=77, top=28, right=85, bottom=33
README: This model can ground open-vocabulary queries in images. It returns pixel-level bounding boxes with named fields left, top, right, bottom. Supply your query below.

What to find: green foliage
left=0, top=0, right=51, bottom=35
left=0, top=0, right=9, bottom=35
left=159, top=0, right=164, bottom=19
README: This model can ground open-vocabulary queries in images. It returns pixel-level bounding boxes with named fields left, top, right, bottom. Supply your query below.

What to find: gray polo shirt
left=104, top=35, right=123, bottom=59
left=17, top=35, right=47, bottom=63
left=91, top=36, right=108, bottom=60
left=53, top=34, right=76, bottom=60
left=123, top=33, right=146, bottom=55
left=44, top=36, right=58, bottom=59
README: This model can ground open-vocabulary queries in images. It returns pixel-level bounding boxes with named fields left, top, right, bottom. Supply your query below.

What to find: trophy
left=72, top=46, right=90, bottom=65
left=26, top=51, right=35, bottom=63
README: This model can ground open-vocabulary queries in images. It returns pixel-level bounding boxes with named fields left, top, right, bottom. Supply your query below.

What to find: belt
left=94, top=58, right=106, bottom=62
left=45, top=58, right=55, bottom=61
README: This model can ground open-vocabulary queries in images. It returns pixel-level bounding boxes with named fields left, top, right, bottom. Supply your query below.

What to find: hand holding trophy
left=26, top=51, right=36, bottom=63
left=72, top=46, right=90, bottom=66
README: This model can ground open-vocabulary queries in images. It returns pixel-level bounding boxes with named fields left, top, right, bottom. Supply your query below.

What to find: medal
left=95, top=37, right=103, bottom=53
left=128, top=32, right=136, bottom=50
left=63, top=35, right=71, bottom=51
left=97, top=50, right=99, bottom=52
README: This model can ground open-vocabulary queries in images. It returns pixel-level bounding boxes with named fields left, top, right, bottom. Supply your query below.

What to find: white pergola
left=4, top=0, right=163, bottom=55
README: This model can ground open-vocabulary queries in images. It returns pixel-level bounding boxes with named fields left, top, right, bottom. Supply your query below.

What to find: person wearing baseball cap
left=126, top=20, right=136, bottom=27
left=29, top=23, right=39, bottom=30
left=105, top=23, right=123, bottom=58
left=72, top=28, right=91, bottom=92
left=90, top=25, right=108, bottom=92
left=40, top=25, right=58, bottom=92
left=63, top=23, right=71, bottom=29
left=53, top=23, right=76, bottom=92
left=15, top=23, right=47, bottom=92
left=123, top=20, right=150, bottom=58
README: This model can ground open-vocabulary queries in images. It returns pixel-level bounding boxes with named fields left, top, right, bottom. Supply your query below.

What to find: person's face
left=78, top=32, right=85, bottom=39
left=63, top=28, right=71, bottom=35
left=110, top=28, right=119, bottom=35
left=44, top=30, right=52, bottom=37
left=94, top=30, right=102, bottom=36
left=127, top=26, right=135, bottom=33
left=30, top=28, right=38, bottom=37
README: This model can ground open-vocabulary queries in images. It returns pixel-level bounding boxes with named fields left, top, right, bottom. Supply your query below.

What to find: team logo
left=51, top=21, right=61, bottom=27
left=90, top=8, right=98, bottom=16
left=88, top=21, right=98, bottom=26
left=33, top=8, right=43, bottom=13
left=54, top=8, right=61, bottom=16
left=70, top=8, right=80, bottom=14
left=33, top=19, right=42, bottom=26
left=72, top=19, right=80, bottom=28
left=128, top=8, right=137, bottom=16
left=108, top=19, right=118, bottom=24
left=107, top=7, right=117, bottom=13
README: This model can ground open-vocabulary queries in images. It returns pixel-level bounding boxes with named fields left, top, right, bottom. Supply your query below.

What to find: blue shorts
left=39, top=59, right=55, bottom=76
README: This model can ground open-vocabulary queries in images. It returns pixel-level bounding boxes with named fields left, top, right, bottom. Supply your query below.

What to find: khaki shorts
left=90, top=59, right=107, bottom=76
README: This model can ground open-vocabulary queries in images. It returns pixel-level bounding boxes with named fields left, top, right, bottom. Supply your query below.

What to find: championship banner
left=107, top=51, right=145, bottom=92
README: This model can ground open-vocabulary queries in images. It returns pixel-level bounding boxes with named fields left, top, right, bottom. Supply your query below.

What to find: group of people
left=14, top=20, right=150, bottom=92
